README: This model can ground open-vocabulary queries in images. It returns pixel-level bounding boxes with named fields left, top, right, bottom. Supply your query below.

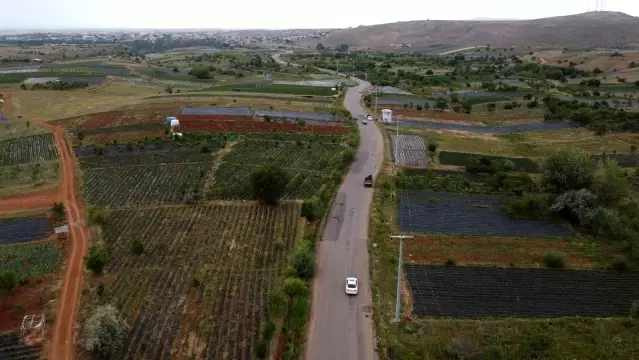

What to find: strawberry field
left=0, top=134, right=58, bottom=166
left=180, top=119, right=349, bottom=134
left=99, top=202, right=301, bottom=360
left=0, top=216, right=52, bottom=245
left=0, top=334, right=41, bottom=360
left=390, top=134, right=428, bottom=166
left=405, top=264, right=639, bottom=317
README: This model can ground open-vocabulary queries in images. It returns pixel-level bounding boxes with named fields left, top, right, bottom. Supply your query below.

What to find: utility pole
left=391, top=235, right=413, bottom=322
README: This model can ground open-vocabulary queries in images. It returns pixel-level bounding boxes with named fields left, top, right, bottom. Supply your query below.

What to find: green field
left=438, top=151, right=540, bottom=172
left=202, top=83, right=337, bottom=96
left=0, top=243, right=61, bottom=281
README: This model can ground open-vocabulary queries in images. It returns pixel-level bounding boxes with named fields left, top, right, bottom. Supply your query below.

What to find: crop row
left=405, top=264, right=639, bottom=318
left=81, top=123, right=165, bottom=136
left=439, top=151, right=540, bottom=172
left=0, top=334, right=41, bottom=360
left=0, top=134, right=58, bottom=166
left=224, top=140, right=341, bottom=171
left=393, top=120, right=575, bottom=133
left=592, top=153, right=639, bottom=167
left=73, top=141, right=210, bottom=157
left=390, top=134, right=428, bottom=166
left=99, top=202, right=301, bottom=360
left=180, top=119, right=349, bottom=134
left=39, top=66, right=130, bottom=75
left=211, top=163, right=324, bottom=200
left=84, top=164, right=210, bottom=208
left=205, top=83, right=336, bottom=96
left=0, top=217, right=52, bottom=245
left=78, top=149, right=215, bottom=168
left=398, top=190, right=573, bottom=237
left=0, top=243, right=61, bottom=281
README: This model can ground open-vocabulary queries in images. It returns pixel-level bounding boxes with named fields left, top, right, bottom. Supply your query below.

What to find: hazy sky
left=3, top=0, right=638, bottom=29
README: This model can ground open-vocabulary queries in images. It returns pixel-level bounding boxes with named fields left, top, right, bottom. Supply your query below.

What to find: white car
left=345, top=277, right=358, bottom=295
left=362, top=118, right=368, bottom=125
left=367, top=115, right=373, bottom=122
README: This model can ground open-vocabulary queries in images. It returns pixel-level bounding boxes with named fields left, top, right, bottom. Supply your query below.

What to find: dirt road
left=0, top=189, right=60, bottom=212
left=20, top=117, right=88, bottom=360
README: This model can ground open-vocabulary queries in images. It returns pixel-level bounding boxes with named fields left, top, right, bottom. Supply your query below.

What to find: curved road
left=273, top=53, right=382, bottom=360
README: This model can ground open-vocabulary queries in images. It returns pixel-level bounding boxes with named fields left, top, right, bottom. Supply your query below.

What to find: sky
left=2, top=0, right=638, bottom=30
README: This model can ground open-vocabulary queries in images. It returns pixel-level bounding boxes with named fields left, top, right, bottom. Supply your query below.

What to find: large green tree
left=83, top=304, right=128, bottom=360
left=541, top=149, right=596, bottom=194
left=250, top=164, right=290, bottom=204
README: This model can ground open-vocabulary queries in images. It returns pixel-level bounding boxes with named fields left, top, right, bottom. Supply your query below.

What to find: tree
left=290, top=243, right=315, bottom=279
left=630, top=61, right=637, bottom=69
left=426, top=69, right=434, bottom=76
left=591, top=159, right=628, bottom=206
left=336, top=43, right=349, bottom=52
left=165, top=86, right=173, bottom=94
left=51, top=202, right=65, bottom=223
left=435, top=99, right=447, bottom=111
left=283, top=277, right=307, bottom=298
left=316, top=43, right=326, bottom=51
left=461, top=101, right=472, bottom=114
left=188, top=65, right=212, bottom=79
left=86, top=245, right=109, bottom=275
left=83, top=304, right=128, bottom=359
left=541, top=149, right=596, bottom=194
left=0, top=270, right=17, bottom=292
left=250, top=164, right=290, bottom=204
left=486, top=103, right=496, bottom=112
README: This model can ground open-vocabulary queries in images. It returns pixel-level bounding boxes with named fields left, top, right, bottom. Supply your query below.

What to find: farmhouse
left=178, top=106, right=252, bottom=121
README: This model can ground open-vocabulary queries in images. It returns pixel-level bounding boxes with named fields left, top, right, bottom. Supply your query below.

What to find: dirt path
left=21, top=117, right=88, bottom=360
left=0, top=189, right=60, bottom=211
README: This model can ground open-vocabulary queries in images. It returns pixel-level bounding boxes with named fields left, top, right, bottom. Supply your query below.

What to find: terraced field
left=99, top=203, right=301, bottom=360
left=397, top=190, right=573, bottom=237
left=405, top=265, right=639, bottom=317
left=438, top=151, right=540, bottom=172
left=0, top=334, right=41, bottom=360
left=390, top=134, right=428, bottom=166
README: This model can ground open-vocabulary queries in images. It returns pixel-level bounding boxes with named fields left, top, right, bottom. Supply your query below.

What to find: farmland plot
left=99, top=203, right=301, bottom=360
left=78, top=149, right=215, bottom=168
left=0, top=217, right=51, bottom=245
left=592, top=153, right=639, bottom=167
left=211, top=163, right=324, bottom=200
left=438, top=151, right=540, bottom=172
left=390, top=134, right=428, bottom=166
left=84, top=163, right=211, bottom=208
left=397, top=190, right=573, bottom=237
left=393, top=120, right=575, bottom=133
left=222, top=140, right=341, bottom=171
left=405, top=264, right=639, bottom=318
left=0, top=134, right=58, bottom=166
left=0, top=243, right=61, bottom=281
left=0, top=334, right=41, bottom=360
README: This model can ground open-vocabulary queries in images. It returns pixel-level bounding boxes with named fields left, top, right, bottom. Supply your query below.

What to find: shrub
left=445, top=258, right=456, bottom=267
left=262, top=320, right=276, bottom=341
left=609, top=255, right=629, bottom=271
left=290, top=244, right=315, bottom=280
left=268, top=291, right=286, bottom=319
left=289, top=296, right=310, bottom=335
left=542, top=251, right=565, bottom=268
left=592, top=159, right=629, bottom=206
left=591, top=207, right=626, bottom=240
left=86, top=246, right=109, bottom=275
left=131, top=239, right=144, bottom=255
left=541, top=149, right=596, bottom=194
left=83, top=304, right=128, bottom=359
left=254, top=340, right=269, bottom=359
left=428, top=143, right=438, bottom=152
left=503, top=194, right=546, bottom=220
left=550, top=189, right=597, bottom=225
left=631, top=300, right=639, bottom=318
left=0, top=270, right=17, bottom=292
left=341, top=148, right=356, bottom=165
left=96, top=283, right=105, bottom=297
left=88, top=206, right=107, bottom=226
left=51, top=202, right=65, bottom=222
left=283, top=277, right=307, bottom=298
left=250, top=164, right=291, bottom=204
left=301, top=199, right=320, bottom=222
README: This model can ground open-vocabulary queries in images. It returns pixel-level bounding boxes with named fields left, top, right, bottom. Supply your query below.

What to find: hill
left=299, top=12, right=639, bottom=50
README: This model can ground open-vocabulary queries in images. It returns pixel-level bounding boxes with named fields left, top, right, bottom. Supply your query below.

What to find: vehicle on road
left=345, top=277, right=358, bottom=295
left=367, top=114, right=373, bottom=122
left=364, top=174, right=373, bottom=187
left=362, top=117, right=368, bottom=124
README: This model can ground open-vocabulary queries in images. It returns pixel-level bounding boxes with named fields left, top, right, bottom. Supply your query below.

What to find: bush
left=341, top=148, right=356, bottom=165
left=288, top=295, right=310, bottom=335
left=502, top=193, right=546, bottom=220
left=550, top=189, right=597, bottom=225
left=428, top=143, right=438, bottom=152
left=131, top=239, right=144, bottom=255
left=250, top=164, right=291, bottom=204
left=254, top=340, right=269, bottom=359
left=283, top=277, right=307, bottom=298
left=290, top=244, right=315, bottom=280
left=445, top=258, right=456, bottom=267
left=268, top=291, right=286, bottom=319
left=83, top=304, right=128, bottom=359
left=96, top=283, right=105, bottom=297
left=591, top=207, right=626, bottom=240
left=631, top=300, right=639, bottom=318
left=609, top=255, right=629, bottom=271
left=301, top=199, right=320, bottom=222
left=88, top=205, right=107, bottom=226
left=262, top=320, right=276, bottom=341
left=86, top=246, right=109, bottom=275
left=542, top=251, right=565, bottom=268
left=541, top=149, right=596, bottom=194
left=0, top=270, right=17, bottom=292
left=592, top=159, right=629, bottom=206
left=51, top=202, right=65, bottom=222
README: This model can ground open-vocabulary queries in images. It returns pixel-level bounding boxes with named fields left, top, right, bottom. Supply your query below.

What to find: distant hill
left=299, top=12, right=639, bottom=50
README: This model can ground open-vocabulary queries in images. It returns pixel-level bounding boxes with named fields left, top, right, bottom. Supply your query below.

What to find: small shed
left=381, top=109, right=392, bottom=123
left=167, top=116, right=177, bottom=125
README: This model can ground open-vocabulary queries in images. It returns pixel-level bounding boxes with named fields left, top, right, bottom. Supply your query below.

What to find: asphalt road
left=272, top=52, right=382, bottom=360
